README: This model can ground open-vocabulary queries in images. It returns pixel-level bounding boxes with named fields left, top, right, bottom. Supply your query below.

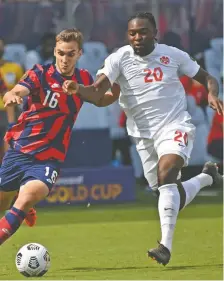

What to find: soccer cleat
left=147, top=242, right=171, bottom=266
left=24, top=208, right=37, bottom=227
left=202, top=161, right=223, bottom=187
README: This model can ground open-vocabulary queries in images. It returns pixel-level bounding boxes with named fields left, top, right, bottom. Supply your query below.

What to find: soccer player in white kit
left=63, top=13, right=223, bottom=265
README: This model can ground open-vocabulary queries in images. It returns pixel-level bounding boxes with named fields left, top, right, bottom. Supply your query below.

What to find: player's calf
left=0, top=180, right=48, bottom=245
left=149, top=154, right=184, bottom=260
left=0, top=207, right=26, bottom=244
left=157, top=154, right=184, bottom=186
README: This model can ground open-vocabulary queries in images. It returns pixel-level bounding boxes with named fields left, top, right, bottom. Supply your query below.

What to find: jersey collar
left=133, top=43, right=158, bottom=62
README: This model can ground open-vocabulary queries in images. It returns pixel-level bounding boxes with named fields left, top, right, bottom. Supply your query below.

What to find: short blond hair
left=56, top=28, right=83, bottom=49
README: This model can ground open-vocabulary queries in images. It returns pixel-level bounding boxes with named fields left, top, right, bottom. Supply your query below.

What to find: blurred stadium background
left=0, top=0, right=223, bottom=279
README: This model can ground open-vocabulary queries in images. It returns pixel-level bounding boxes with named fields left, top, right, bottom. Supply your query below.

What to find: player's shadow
left=60, top=266, right=151, bottom=272
left=60, top=263, right=223, bottom=272
left=166, top=264, right=223, bottom=270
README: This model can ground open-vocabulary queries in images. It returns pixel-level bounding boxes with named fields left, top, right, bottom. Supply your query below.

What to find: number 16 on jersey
left=43, top=90, right=60, bottom=108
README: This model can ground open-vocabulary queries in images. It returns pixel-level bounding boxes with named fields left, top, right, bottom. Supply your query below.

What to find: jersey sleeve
left=173, top=48, right=200, bottom=78
left=18, top=64, right=43, bottom=91
left=96, top=52, right=121, bottom=85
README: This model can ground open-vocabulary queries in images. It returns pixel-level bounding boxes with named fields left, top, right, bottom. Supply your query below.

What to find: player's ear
left=54, top=47, right=56, bottom=56
left=78, top=49, right=83, bottom=58
left=154, top=29, right=158, bottom=38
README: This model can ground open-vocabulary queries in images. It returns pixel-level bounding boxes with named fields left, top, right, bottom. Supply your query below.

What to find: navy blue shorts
left=0, top=148, right=61, bottom=192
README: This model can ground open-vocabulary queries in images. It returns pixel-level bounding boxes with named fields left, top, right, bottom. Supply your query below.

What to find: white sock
left=158, top=183, right=180, bottom=252
left=182, top=173, right=213, bottom=208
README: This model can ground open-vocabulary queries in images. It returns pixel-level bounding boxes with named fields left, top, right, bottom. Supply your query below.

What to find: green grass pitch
left=0, top=194, right=223, bottom=280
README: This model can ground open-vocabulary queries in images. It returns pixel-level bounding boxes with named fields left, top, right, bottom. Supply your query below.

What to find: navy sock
left=0, top=207, right=26, bottom=245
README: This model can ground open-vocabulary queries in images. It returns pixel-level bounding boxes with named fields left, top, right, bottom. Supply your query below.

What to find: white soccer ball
left=15, top=243, right=50, bottom=277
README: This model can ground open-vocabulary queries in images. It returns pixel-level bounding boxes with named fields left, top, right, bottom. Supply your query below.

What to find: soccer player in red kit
left=0, top=28, right=93, bottom=245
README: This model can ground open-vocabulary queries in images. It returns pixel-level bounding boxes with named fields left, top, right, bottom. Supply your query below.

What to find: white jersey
left=97, top=43, right=200, bottom=138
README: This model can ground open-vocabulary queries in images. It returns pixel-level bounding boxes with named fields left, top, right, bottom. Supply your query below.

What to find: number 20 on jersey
left=144, top=67, right=163, bottom=83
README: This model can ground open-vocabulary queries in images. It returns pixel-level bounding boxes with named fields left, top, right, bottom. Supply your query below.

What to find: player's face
left=54, top=40, right=82, bottom=76
left=128, top=18, right=157, bottom=57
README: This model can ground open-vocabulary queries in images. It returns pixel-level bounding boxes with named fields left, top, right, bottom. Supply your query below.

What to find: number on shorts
left=174, top=131, right=188, bottom=146
left=45, top=167, right=58, bottom=184
left=45, top=166, right=50, bottom=176
left=51, top=171, right=58, bottom=183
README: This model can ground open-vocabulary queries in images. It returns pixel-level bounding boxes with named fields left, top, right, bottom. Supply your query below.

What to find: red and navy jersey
left=4, top=63, right=93, bottom=162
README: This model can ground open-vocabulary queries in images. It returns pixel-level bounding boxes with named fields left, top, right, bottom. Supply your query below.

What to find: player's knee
left=157, top=165, right=180, bottom=186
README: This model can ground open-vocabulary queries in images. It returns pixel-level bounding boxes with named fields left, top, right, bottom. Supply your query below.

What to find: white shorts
left=134, top=117, right=195, bottom=190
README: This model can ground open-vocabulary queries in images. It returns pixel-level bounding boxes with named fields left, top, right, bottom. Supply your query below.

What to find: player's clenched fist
left=3, top=91, right=23, bottom=107
left=62, top=80, right=79, bottom=95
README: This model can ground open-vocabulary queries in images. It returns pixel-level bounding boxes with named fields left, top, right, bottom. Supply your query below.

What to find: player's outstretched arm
left=63, top=74, right=112, bottom=105
left=193, top=67, right=223, bottom=115
left=3, top=85, right=30, bottom=107
left=95, top=83, right=120, bottom=107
